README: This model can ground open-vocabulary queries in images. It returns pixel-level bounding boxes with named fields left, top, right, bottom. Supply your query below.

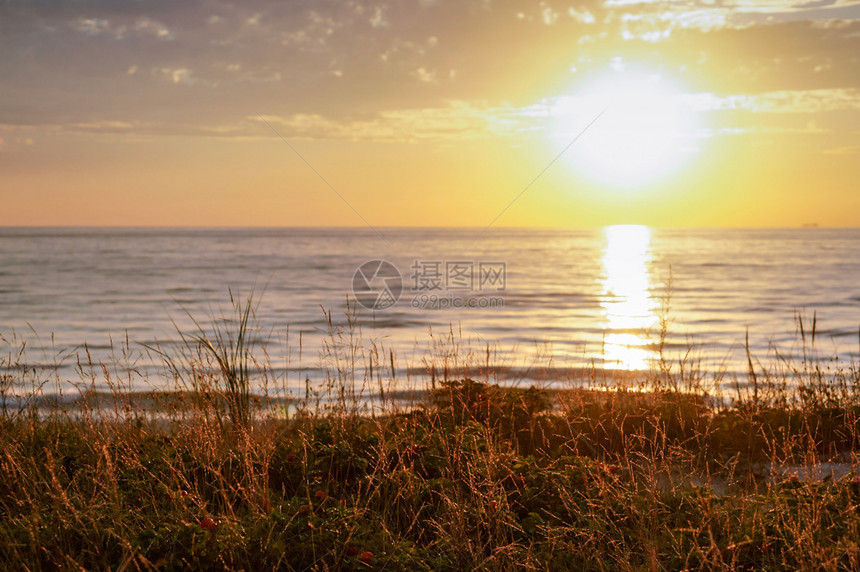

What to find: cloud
left=0, top=96, right=536, bottom=143
left=281, top=10, right=342, bottom=50
left=1, top=0, right=859, bottom=142
left=411, top=67, right=438, bottom=84
left=0, top=130, right=37, bottom=152
left=370, top=6, right=388, bottom=28
left=67, top=120, right=141, bottom=133
left=253, top=100, right=552, bottom=142
left=158, top=67, right=197, bottom=85
left=601, top=0, right=860, bottom=37
left=133, top=17, right=172, bottom=39
left=70, top=18, right=111, bottom=36
left=69, top=16, right=172, bottom=40
left=1, top=120, right=147, bottom=136
left=3, top=83, right=855, bottom=146
left=568, top=7, right=597, bottom=24
left=687, top=88, right=860, bottom=113
left=615, top=9, right=729, bottom=38
left=542, top=6, right=560, bottom=25
left=171, top=68, right=191, bottom=84
left=603, top=0, right=857, bottom=10
left=706, top=124, right=829, bottom=136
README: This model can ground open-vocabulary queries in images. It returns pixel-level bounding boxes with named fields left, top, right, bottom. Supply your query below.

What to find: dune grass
left=1, top=305, right=859, bottom=570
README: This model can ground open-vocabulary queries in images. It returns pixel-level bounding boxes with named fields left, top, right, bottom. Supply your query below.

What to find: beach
left=2, top=259, right=860, bottom=568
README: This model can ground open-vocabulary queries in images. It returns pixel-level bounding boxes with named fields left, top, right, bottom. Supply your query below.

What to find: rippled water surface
left=1, top=227, right=858, bottom=393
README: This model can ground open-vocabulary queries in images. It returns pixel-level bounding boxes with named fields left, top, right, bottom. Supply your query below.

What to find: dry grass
left=1, top=306, right=859, bottom=570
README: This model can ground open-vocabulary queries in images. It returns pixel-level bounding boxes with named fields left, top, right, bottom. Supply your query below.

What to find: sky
left=1, top=0, right=858, bottom=227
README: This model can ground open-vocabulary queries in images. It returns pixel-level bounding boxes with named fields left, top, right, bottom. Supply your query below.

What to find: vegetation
left=1, top=305, right=859, bottom=570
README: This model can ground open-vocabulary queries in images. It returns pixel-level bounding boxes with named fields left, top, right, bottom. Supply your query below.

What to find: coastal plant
left=1, top=304, right=860, bottom=569
left=146, top=289, right=262, bottom=429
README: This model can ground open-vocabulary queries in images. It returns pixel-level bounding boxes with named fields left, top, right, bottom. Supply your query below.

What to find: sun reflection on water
left=600, top=225, right=658, bottom=370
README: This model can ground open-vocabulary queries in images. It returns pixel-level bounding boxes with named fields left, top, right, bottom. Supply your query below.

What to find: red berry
left=345, top=545, right=359, bottom=557
left=298, top=504, right=308, bottom=513
left=360, top=551, right=374, bottom=564
left=606, top=464, right=619, bottom=474
left=200, top=517, right=217, bottom=532
left=489, top=500, right=497, bottom=509
left=315, top=490, right=327, bottom=501
left=852, top=476, right=860, bottom=484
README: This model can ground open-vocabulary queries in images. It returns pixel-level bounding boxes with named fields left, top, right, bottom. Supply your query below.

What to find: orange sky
left=1, top=0, right=858, bottom=227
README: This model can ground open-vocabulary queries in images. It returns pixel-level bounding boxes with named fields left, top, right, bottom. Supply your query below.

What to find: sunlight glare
left=600, top=225, right=658, bottom=370
left=554, top=71, right=701, bottom=188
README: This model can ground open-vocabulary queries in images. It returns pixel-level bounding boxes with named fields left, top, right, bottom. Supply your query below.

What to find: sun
left=551, top=70, right=702, bottom=189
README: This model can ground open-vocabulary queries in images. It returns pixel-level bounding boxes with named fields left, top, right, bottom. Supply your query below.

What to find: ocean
left=1, top=226, right=858, bottom=395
